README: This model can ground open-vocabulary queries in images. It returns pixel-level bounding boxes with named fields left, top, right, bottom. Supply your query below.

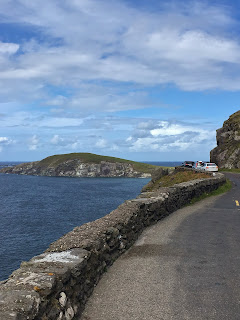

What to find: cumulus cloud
left=28, top=135, right=39, bottom=150
left=50, top=134, right=81, bottom=150
left=0, top=1, right=236, bottom=160
left=0, top=137, right=9, bottom=143
left=127, top=120, right=216, bottom=153
left=95, top=138, right=107, bottom=148
left=0, top=41, right=19, bottom=55
left=50, top=134, right=61, bottom=144
left=0, top=0, right=239, bottom=112
left=0, top=136, right=13, bottom=151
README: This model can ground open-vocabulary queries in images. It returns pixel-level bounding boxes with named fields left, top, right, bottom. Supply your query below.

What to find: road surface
left=81, top=173, right=240, bottom=320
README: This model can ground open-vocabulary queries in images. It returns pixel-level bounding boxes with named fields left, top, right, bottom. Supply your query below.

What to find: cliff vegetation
left=142, top=167, right=211, bottom=192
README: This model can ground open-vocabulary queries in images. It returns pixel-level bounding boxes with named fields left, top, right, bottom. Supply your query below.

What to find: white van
left=193, top=161, right=204, bottom=170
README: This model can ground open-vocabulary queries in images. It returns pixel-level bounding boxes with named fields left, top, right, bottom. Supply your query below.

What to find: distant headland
left=0, top=153, right=159, bottom=178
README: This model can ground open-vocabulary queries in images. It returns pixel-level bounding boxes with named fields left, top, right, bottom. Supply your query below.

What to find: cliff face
left=0, top=154, right=153, bottom=178
left=210, top=110, right=240, bottom=168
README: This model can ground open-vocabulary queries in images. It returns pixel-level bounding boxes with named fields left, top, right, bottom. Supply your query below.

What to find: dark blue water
left=144, top=161, right=182, bottom=167
left=0, top=161, right=24, bottom=169
left=0, top=161, right=179, bottom=281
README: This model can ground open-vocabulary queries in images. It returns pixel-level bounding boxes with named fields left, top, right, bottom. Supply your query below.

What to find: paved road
left=81, top=173, right=240, bottom=320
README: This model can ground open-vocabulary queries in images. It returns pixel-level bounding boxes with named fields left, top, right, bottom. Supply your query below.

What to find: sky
left=0, top=0, right=240, bottom=162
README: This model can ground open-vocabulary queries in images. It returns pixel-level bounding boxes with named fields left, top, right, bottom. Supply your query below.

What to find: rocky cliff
left=0, top=153, right=156, bottom=178
left=210, top=110, right=240, bottom=168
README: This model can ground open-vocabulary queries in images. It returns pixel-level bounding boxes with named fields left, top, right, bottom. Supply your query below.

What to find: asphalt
left=80, top=173, right=240, bottom=320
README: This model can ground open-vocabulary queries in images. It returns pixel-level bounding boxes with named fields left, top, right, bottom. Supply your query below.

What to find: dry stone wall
left=0, top=173, right=226, bottom=320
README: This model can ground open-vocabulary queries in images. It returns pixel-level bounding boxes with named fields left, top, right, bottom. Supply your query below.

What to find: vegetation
left=219, top=168, right=240, bottom=173
left=34, top=153, right=166, bottom=174
left=188, top=179, right=232, bottom=205
left=228, top=110, right=240, bottom=124
left=145, top=170, right=211, bottom=191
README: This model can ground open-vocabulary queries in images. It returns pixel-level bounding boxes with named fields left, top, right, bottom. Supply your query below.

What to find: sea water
left=0, top=161, right=181, bottom=280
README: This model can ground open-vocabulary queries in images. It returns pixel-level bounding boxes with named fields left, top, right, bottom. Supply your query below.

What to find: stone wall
left=0, top=173, right=226, bottom=320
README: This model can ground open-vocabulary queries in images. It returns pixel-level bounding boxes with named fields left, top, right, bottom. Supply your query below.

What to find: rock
left=210, top=110, right=240, bottom=168
left=65, top=306, right=74, bottom=320
left=151, top=167, right=169, bottom=183
left=59, top=292, right=67, bottom=308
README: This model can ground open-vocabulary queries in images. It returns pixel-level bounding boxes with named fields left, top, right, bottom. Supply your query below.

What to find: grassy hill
left=33, top=153, right=161, bottom=174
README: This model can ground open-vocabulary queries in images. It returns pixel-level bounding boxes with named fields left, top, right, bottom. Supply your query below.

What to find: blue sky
left=0, top=0, right=240, bottom=162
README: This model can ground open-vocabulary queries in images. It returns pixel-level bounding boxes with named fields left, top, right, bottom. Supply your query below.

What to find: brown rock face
left=210, top=110, right=240, bottom=168
left=0, top=159, right=151, bottom=178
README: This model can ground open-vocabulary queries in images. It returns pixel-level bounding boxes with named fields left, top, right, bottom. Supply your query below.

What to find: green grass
left=220, top=168, right=240, bottom=173
left=146, top=170, right=211, bottom=191
left=188, top=179, right=232, bottom=205
left=228, top=110, right=240, bottom=124
left=34, top=153, right=166, bottom=174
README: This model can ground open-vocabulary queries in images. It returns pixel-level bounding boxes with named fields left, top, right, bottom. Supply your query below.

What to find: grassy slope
left=227, top=110, right=240, bottom=124
left=145, top=169, right=232, bottom=204
left=33, top=153, right=163, bottom=174
left=145, top=170, right=212, bottom=191
left=220, top=168, right=240, bottom=173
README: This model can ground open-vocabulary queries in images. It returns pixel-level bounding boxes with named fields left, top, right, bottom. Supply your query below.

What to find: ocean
left=0, top=161, right=181, bottom=280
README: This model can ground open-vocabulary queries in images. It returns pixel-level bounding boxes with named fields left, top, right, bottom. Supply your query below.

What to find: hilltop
left=210, top=110, right=240, bottom=169
left=0, top=153, right=160, bottom=178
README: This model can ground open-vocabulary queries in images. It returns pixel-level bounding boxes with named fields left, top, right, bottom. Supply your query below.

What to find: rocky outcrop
left=210, top=110, right=240, bottom=168
left=0, top=156, right=152, bottom=178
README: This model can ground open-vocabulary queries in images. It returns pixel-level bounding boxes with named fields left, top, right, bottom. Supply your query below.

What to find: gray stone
left=59, top=292, right=67, bottom=308
left=210, top=110, right=240, bottom=168
left=65, top=306, right=74, bottom=320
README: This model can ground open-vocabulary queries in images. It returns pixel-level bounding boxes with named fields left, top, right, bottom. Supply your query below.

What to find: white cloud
left=70, top=142, right=77, bottom=149
left=127, top=120, right=216, bottom=153
left=0, top=137, right=14, bottom=152
left=49, top=134, right=80, bottom=150
left=0, top=1, right=237, bottom=160
left=0, top=0, right=239, bottom=110
left=0, top=41, right=19, bottom=55
left=95, top=138, right=107, bottom=148
left=110, top=144, right=119, bottom=151
left=147, top=30, right=240, bottom=64
left=151, top=121, right=193, bottom=136
left=50, top=134, right=61, bottom=144
left=29, top=135, right=39, bottom=150
left=0, top=137, right=9, bottom=143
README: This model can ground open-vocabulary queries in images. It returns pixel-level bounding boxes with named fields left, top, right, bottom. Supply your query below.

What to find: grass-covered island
left=0, top=153, right=162, bottom=178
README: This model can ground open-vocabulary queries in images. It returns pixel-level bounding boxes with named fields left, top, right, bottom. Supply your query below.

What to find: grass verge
left=219, top=168, right=240, bottom=173
left=146, top=170, right=211, bottom=191
left=188, top=179, right=232, bottom=206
